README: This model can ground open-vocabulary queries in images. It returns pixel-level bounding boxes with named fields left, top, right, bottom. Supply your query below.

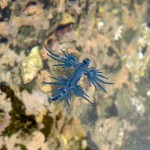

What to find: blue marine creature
left=43, top=47, right=113, bottom=106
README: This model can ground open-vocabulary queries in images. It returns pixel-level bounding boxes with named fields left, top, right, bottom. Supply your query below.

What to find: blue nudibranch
left=43, top=47, right=113, bottom=105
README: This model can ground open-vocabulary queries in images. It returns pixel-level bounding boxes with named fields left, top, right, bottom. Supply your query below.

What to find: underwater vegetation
left=43, top=47, right=113, bottom=105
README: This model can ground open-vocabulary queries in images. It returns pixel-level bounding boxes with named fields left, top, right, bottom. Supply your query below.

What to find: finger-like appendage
left=43, top=76, right=68, bottom=89
left=46, top=47, right=79, bottom=69
left=42, top=81, right=63, bottom=85
left=72, top=85, right=93, bottom=104
left=65, top=93, right=71, bottom=106
left=85, top=68, right=114, bottom=92
left=93, top=79, right=107, bottom=93
left=45, top=46, right=60, bottom=58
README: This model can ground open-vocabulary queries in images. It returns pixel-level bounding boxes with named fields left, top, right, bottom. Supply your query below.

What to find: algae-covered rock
left=59, top=12, right=76, bottom=26
left=0, top=90, right=12, bottom=134
left=21, top=46, right=43, bottom=84
left=115, top=88, right=135, bottom=119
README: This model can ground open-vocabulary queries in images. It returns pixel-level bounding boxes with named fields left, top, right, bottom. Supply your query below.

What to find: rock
left=21, top=46, right=43, bottom=84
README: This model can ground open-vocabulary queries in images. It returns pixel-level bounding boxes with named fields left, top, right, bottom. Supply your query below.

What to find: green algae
left=19, top=78, right=37, bottom=93
left=0, top=110, right=5, bottom=123
left=15, top=144, right=27, bottom=150
left=0, top=145, right=7, bottom=150
left=40, top=112, right=53, bottom=140
left=9, top=25, right=36, bottom=54
left=1, top=84, right=37, bottom=136
left=18, top=26, right=36, bottom=50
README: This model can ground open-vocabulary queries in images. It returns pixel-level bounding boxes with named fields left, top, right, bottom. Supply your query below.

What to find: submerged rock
left=21, top=46, right=43, bottom=84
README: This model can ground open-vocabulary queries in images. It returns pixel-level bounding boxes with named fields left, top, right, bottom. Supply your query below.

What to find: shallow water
left=0, top=0, right=150, bottom=150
